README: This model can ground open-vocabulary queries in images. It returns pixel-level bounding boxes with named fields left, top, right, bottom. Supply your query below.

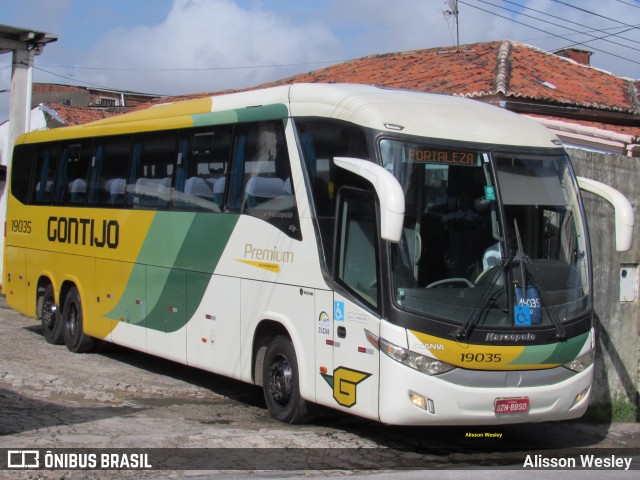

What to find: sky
left=1, top=0, right=639, bottom=122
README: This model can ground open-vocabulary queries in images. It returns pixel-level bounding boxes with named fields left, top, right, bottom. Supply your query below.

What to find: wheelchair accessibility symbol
left=514, top=305, right=532, bottom=326
left=334, top=301, right=345, bottom=321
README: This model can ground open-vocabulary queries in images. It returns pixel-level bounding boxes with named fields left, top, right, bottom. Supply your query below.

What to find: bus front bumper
left=378, top=353, right=593, bottom=426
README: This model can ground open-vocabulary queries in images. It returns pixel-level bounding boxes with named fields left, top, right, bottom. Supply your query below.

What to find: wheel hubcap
left=268, top=355, right=293, bottom=406
left=68, top=305, right=79, bottom=337
left=42, top=298, right=56, bottom=330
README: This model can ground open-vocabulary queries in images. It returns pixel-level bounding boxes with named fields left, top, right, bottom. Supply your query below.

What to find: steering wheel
left=426, top=278, right=475, bottom=288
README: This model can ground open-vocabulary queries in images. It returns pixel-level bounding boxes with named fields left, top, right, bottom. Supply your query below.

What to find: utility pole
left=444, top=0, right=460, bottom=52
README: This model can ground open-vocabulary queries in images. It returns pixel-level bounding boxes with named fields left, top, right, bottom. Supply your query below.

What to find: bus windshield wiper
left=455, top=220, right=568, bottom=341
left=455, top=259, right=507, bottom=341
left=512, top=219, right=567, bottom=341
left=513, top=219, right=527, bottom=295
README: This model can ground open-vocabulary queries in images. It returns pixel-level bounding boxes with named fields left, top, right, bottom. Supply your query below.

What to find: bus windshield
left=380, top=139, right=591, bottom=329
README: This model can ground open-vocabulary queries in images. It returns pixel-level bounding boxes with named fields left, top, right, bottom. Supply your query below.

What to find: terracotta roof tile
left=44, top=103, right=127, bottom=126
left=108, top=41, right=640, bottom=147
left=262, top=40, right=639, bottom=114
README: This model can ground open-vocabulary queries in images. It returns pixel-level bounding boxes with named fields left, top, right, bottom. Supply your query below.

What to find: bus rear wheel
left=62, top=287, right=95, bottom=353
left=39, top=284, right=63, bottom=345
left=262, top=336, right=310, bottom=424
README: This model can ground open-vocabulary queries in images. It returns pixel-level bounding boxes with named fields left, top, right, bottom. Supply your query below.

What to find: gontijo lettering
left=47, top=216, right=119, bottom=249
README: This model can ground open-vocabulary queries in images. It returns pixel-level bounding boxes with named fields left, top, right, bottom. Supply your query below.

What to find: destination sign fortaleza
left=407, top=148, right=478, bottom=166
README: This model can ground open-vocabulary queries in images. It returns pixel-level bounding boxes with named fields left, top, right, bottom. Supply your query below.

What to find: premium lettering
left=47, top=216, right=119, bottom=249
left=244, top=243, right=294, bottom=263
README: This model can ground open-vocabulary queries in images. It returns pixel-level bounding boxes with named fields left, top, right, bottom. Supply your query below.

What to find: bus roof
left=287, top=84, right=560, bottom=148
left=18, top=83, right=560, bottom=149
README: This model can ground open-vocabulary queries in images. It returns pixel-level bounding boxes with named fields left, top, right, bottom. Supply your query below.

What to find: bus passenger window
left=88, top=136, right=131, bottom=206
left=174, top=126, right=231, bottom=212
left=32, top=143, right=58, bottom=205
left=128, top=132, right=176, bottom=209
left=11, top=144, right=34, bottom=204
left=53, top=142, right=91, bottom=206
left=295, top=118, right=370, bottom=267
left=228, top=121, right=301, bottom=240
left=295, top=118, right=369, bottom=216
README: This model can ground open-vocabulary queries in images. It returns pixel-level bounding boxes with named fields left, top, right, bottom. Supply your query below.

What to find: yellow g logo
left=321, top=367, right=371, bottom=408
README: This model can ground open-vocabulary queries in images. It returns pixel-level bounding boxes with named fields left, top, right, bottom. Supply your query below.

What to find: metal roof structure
left=0, top=24, right=58, bottom=149
left=0, top=24, right=57, bottom=55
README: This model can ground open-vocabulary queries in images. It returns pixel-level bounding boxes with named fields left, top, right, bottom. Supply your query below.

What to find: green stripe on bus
left=136, top=212, right=195, bottom=267
left=506, top=342, right=557, bottom=366
left=192, top=104, right=289, bottom=127
left=542, top=332, right=589, bottom=364
left=508, top=332, right=589, bottom=366
left=107, top=213, right=239, bottom=332
left=172, top=213, right=239, bottom=271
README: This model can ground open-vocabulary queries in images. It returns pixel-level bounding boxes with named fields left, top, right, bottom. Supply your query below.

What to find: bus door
left=326, top=189, right=381, bottom=420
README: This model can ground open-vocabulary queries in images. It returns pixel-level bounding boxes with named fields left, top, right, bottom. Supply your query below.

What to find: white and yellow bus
left=4, top=83, right=633, bottom=425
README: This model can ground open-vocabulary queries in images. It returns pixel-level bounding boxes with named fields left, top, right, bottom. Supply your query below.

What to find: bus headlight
left=379, top=337, right=455, bottom=375
left=562, top=348, right=595, bottom=373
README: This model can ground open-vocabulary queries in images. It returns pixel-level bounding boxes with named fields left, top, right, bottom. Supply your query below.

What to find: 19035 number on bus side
left=11, top=219, right=32, bottom=234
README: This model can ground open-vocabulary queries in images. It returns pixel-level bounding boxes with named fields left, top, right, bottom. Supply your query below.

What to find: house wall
left=32, top=90, right=91, bottom=108
left=32, top=84, right=160, bottom=109
left=569, top=148, right=640, bottom=419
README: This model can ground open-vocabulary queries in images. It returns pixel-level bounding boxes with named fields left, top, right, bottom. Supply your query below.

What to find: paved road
left=0, top=297, right=638, bottom=479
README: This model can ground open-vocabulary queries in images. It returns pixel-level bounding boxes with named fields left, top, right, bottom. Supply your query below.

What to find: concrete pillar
left=2, top=48, right=34, bottom=285
left=8, top=48, right=34, bottom=153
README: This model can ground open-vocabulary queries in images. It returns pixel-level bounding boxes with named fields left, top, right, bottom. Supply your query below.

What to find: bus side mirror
left=334, top=157, right=405, bottom=243
left=577, top=176, right=634, bottom=252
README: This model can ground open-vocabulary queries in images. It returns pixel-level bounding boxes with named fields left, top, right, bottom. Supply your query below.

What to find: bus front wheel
left=262, top=336, right=310, bottom=424
left=62, top=287, right=95, bottom=353
left=39, top=284, right=63, bottom=345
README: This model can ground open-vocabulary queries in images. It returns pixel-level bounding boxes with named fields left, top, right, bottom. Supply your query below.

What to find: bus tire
left=262, top=335, right=310, bottom=424
left=62, top=287, right=95, bottom=353
left=39, top=284, right=63, bottom=345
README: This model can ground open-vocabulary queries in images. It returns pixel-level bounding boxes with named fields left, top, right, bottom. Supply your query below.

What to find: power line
left=501, top=0, right=639, bottom=45
left=26, top=58, right=346, bottom=98
left=458, top=1, right=640, bottom=65
left=560, top=26, right=638, bottom=53
left=522, top=24, right=640, bottom=45
left=31, top=65, right=168, bottom=96
left=33, top=59, right=346, bottom=73
left=474, top=0, right=640, bottom=53
left=614, top=0, right=640, bottom=9
left=550, top=0, right=640, bottom=30
left=522, top=27, right=640, bottom=42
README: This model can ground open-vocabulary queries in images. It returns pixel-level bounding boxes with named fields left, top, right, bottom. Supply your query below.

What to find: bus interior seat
left=35, top=180, right=53, bottom=202
left=185, top=176, right=214, bottom=199
left=69, top=178, right=87, bottom=204
left=135, top=177, right=171, bottom=207
left=283, top=177, right=292, bottom=195
left=213, top=177, right=225, bottom=206
left=245, top=176, right=284, bottom=208
left=105, top=178, right=125, bottom=205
